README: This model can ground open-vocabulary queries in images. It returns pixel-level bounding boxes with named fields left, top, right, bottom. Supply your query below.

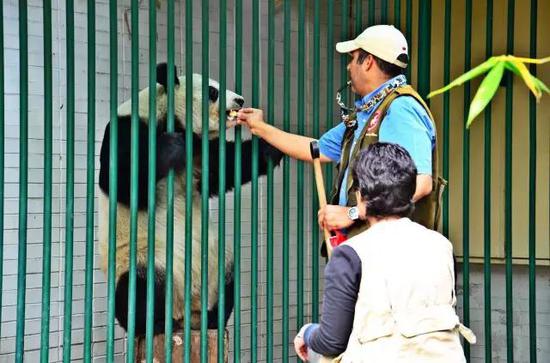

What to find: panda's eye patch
left=208, top=86, right=219, bottom=103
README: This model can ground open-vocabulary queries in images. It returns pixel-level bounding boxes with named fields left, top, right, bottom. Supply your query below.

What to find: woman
left=294, top=142, right=475, bottom=363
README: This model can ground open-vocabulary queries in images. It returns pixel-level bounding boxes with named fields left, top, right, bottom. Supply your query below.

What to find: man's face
left=346, top=50, right=370, bottom=97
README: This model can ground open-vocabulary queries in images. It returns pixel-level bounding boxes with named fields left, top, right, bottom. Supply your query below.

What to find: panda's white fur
left=98, top=64, right=272, bottom=334
left=116, top=74, right=241, bottom=137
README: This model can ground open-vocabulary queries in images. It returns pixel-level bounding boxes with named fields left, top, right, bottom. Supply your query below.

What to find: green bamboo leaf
left=504, top=60, right=547, bottom=100
left=466, top=62, right=506, bottom=128
left=428, top=57, right=500, bottom=99
left=509, top=60, right=541, bottom=98
left=510, top=55, right=550, bottom=65
left=532, top=76, right=550, bottom=94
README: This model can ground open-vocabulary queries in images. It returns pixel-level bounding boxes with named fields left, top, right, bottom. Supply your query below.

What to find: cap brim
left=335, top=40, right=359, bottom=54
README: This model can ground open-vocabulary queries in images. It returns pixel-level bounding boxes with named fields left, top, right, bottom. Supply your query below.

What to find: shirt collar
left=354, top=74, right=408, bottom=109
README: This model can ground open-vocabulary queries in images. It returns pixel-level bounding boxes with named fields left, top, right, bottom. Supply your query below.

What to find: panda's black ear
left=156, top=63, right=180, bottom=89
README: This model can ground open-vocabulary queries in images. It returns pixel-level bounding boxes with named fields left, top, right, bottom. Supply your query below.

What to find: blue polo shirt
left=319, top=75, right=435, bottom=205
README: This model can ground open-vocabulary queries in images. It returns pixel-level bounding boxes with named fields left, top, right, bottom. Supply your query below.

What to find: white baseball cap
left=336, top=25, right=408, bottom=68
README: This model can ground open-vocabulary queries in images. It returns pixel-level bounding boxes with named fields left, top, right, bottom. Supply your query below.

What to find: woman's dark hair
left=356, top=49, right=407, bottom=78
left=351, top=142, right=417, bottom=218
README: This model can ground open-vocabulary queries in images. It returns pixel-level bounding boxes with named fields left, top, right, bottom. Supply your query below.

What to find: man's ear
left=363, top=54, right=375, bottom=71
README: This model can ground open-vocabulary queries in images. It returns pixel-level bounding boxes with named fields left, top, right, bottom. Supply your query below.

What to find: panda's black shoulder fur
left=202, top=138, right=284, bottom=198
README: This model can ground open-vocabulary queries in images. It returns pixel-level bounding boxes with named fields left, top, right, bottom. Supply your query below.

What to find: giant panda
left=98, top=63, right=283, bottom=336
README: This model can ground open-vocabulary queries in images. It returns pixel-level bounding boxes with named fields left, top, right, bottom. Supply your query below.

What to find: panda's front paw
left=157, top=132, right=186, bottom=178
left=258, top=138, right=284, bottom=166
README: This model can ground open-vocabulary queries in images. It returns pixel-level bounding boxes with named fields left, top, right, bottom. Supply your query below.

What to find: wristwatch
left=347, top=206, right=360, bottom=221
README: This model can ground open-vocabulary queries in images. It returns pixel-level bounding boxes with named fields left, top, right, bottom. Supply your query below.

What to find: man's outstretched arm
left=237, top=108, right=333, bottom=163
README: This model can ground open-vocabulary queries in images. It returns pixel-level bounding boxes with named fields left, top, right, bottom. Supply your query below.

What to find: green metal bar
left=63, top=0, right=75, bottom=361
left=483, top=0, right=493, bottom=361
left=462, top=0, right=472, bottom=360
left=368, top=0, right=375, bottom=26
left=311, top=0, right=320, bottom=323
left=164, top=0, right=176, bottom=360
left=296, top=0, right=306, bottom=351
left=283, top=0, right=291, bottom=360
left=0, top=0, right=4, bottom=345
left=16, top=1, right=29, bottom=362
left=355, top=0, right=362, bottom=35
left=417, top=0, right=431, bottom=100
left=341, top=0, right=349, bottom=106
left=505, top=1, right=514, bottom=361
left=126, top=0, right=140, bottom=360
left=405, top=0, right=412, bottom=82
left=145, top=1, right=157, bottom=362
left=201, top=0, right=210, bottom=360
left=381, top=0, right=389, bottom=24
left=528, top=1, right=538, bottom=362
left=217, top=0, right=227, bottom=361
left=442, top=0, right=451, bottom=238
left=394, top=0, right=401, bottom=29
left=251, top=0, right=260, bottom=360
left=107, top=0, right=119, bottom=360
left=183, top=0, right=194, bottom=361
left=83, top=0, right=96, bottom=361
left=325, top=0, right=334, bottom=200
left=233, top=0, right=243, bottom=360
left=267, top=0, right=275, bottom=361
left=40, top=0, right=53, bottom=361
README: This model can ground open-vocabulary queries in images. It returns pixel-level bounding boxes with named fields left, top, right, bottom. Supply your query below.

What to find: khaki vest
left=322, top=218, right=475, bottom=363
left=329, top=86, right=447, bottom=239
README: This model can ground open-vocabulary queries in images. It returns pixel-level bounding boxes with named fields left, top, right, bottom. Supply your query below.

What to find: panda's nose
left=235, top=97, right=244, bottom=107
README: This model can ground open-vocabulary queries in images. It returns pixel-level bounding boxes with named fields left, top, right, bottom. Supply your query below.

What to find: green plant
left=427, top=55, right=550, bottom=127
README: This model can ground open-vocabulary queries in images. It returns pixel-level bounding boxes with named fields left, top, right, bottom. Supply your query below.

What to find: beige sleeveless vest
left=322, top=218, right=475, bottom=363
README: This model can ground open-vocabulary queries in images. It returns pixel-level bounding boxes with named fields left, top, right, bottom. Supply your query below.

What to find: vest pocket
left=357, top=311, right=396, bottom=343
left=394, top=305, right=459, bottom=338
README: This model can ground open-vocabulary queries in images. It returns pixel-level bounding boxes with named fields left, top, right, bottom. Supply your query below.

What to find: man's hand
left=318, top=205, right=355, bottom=231
left=236, top=108, right=267, bottom=136
left=293, top=335, right=308, bottom=361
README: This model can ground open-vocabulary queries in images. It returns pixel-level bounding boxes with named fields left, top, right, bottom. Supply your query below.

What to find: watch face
left=349, top=206, right=359, bottom=220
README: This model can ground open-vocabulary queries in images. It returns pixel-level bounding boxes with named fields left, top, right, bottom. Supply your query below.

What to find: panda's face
left=118, top=72, right=244, bottom=139
left=183, top=74, right=244, bottom=137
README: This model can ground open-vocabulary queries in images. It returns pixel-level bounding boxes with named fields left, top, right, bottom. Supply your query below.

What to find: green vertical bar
left=145, top=0, right=157, bottom=361
left=368, top=0, right=375, bottom=26
left=126, top=0, right=140, bottom=360
left=505, top=1, right=514, bottom=362
left=417, top=0, right=431, bottom=100
left=528, top=1, right=537, bottom=362
left=217, top=0, right=227, bottom=361
left=394, top=0, right=401, bottom=29
left=282, top=0, right=291, bottom=360
left=107, top=0, right=119, bottom=360
left=381, top=0, right=389, bottom=23
left=462, top=0, right=472, bottom=360
left=405, top=0, right=412, bottom=82
left=251, top=0, right=260, bottom=360
left=266, top=0, right=275, bottom=361
left=164, top=0, right=176, bottom=360
left=325, top=0, right=334, bottom=199
left=0, top=0, right=4, bottom=344
left=442, top=0, right=451, bottom=238
left=63, top=0, right=75, bottom=361
left=311, top=0, right=320, bottom=323
left=296, top=0, right=306, bottom=352
left=40, top=0, right=53, bottom=361
left=233, top=0, right=242, bottom=360
left=83, top=0, right=96, bottom=362
left=341, top=0, right=348, bottom=106
left=483, top=0, right=493, bottom=361
left=355, top=0, right=362, bottom=35
left=201, top=0, right=210, bottom=360
left=15, top=1, right=28, bottom=362
left=183, top=0, right=194, bottom=361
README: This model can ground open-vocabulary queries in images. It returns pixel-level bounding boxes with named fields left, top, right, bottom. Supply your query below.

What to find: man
left=293, top=143, right=475, bottom=362
left=237, top=24, right=444, bottom=239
